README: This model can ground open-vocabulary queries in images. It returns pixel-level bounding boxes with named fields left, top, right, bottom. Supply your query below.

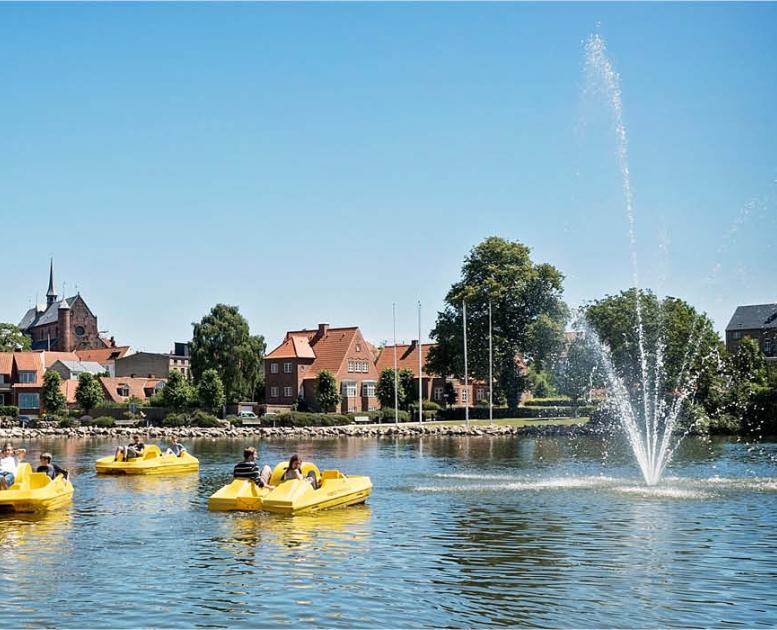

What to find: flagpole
left=489, top=300, right=493, bottom=423
left=393, top=303, right=399, bottom=424
left=463, top=300, right=469, bottom=426
left=417, top=301, right=423, bottom=424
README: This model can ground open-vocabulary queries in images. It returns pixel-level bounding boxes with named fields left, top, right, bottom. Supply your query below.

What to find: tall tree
left=197, top=368, right=226, bottom=414
left=376, top=368, right=404, bottom=409
left=162, top=370, right=195, bottom=411
left=0, top=323, right=31, bottom=352
left=553, top=335, right=603, bottom=403
left=75, top=372, right=104, bottom=415
left=315, top=370, right=340, bottom=412
left=427, top=237, right=568, bottom=410
left=42, top=370, right=67, bottom=416
left=190, top=304, right=266, bottom=404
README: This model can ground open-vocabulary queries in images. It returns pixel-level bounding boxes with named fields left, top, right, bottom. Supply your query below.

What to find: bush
left=91, top=416, right=116, bottom=428
left=58, top=418, right=79, bottom=428
left=162, top=413, right=189, bottom=428
left=0, top=405, right=19, bottom=418
left=350, top=408, right=412, bottom=423
left=524, top=398, right=573, bottom=407
left=273, top=412, right=353, bottom=428
left=190, top=410, right=221, bottom=428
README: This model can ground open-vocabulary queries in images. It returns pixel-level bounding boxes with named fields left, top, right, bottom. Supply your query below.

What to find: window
left=75, top=325, right=86, bottom=337
left=355, top=343, right=361, bottom=352
left=476, top=388, right=486, bottom=400
left=460, top=388, right=469, bottom=403
left=283, top=362, right=293, bottom=374
left=270, top=386, right=279, bottom=398
left=434, top=387, right=444, bottom=401
left=117, top=384, right=130, bottom=397
left=342, top=382, right=357, bottom=397
left=0, top=375, right=5, bottom=385
left=283, top=386, right=293, bottom=397
left=270, top=363, right=279, bottom=374
left=18, top=393, right=40, bottom=409
left=18, top=371, right=36, bottom=384
left=765, top=340, right=772, bottom=355
left=734, top=331, right=742, bottom=340
left=363, top=383, right=376, bottom=397
left=362, top=361, right=369, bottom=373
left=347, top=360, right=354, bottom=373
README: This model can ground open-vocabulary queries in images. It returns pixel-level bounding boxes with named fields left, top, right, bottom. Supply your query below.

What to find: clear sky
left=1, top=3, right=775, bottom=352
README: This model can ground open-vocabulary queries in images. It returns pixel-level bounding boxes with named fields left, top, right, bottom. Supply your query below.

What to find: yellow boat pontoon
left=95, top=445, right=199, bottom=475
left=0, top=463, right=74, bottom=512
left=208, top=461, right=372, bottom=514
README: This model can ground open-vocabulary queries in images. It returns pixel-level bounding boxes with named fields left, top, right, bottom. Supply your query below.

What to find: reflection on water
left=0, top=435, right=775, bottom=628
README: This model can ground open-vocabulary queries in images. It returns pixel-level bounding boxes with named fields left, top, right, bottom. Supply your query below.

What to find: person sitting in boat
left=36, top=452, right=69, bottom=480
left=0, top=443, right=26, bottom=490
left=282, top=453, right=318, bottom=489
left=233, top=447, right=274, bottom=489
left=115, top=434, right=145, bottom=461
left=164, top=435, right=186, bottom=457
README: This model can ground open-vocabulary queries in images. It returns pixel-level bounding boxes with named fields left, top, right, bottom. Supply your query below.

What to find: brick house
left=99, top=376, right=166, bottom=404
left=264, top=323, right=380, bottom=414
left=76, top=345, right=130, bottom=377
left=726, top=303, right=777, bottom=363
left=114, top=344, right=191, bottom=380
left=375, top=341, right=479, bottom=406
left=0, top=351, right=79, bottom=416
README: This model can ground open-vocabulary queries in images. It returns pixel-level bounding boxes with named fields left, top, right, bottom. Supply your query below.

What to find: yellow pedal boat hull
left=207, top=478, right=270, bottom=511
left=96, top=445, right=199, bottom=475
left=0, top=464, right=74, bottom=513
left=207, top=461, right=372, bottom=514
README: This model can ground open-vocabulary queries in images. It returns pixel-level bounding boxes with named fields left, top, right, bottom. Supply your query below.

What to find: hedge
left=91, top=416, right=116, bottom=428
left=0, top=406, right=19, bottom=418
left=525, top=397, right=605, bottom=407
left=347, top=409, right=411, bottom=423
left=437, top=405, right=596, bottom=421
left=272, top=412, right=353, bottom=427
left=190, top=411, right=221, bottom=428
left=162, top=413, right=189, bottom=427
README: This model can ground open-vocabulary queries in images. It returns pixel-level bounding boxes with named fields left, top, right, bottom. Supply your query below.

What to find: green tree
left=398, top=368, right=417, bottom=409
left=162, top=370, right=195, bottom=411
left=427, top=237, right=568, bottom=411
left=75, top=372, right=104, bottom=414
left=42, top=370, right=67, bottom=416
left=197, top=368, right=226, bottom=414
left=190, top=304, right=266, bottom=403
left=315, top=370, right=340, bottom=412
left=584, top=289, right=723, bottom=402
left=553, top=335, right=603, bottom=403
left=725, top=336, right=769, bottom=427
left=443, top=381, right=458, bottom=407
left=0, top=323, right=31, bottom=352
left=376, top=368, right=404, bottom=409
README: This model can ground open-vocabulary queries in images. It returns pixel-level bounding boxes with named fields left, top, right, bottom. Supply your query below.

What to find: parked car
left=238, top=411, right=258, bottom=419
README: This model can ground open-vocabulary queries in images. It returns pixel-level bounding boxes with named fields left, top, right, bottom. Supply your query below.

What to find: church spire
left=46, top=258, right=57, bottom=306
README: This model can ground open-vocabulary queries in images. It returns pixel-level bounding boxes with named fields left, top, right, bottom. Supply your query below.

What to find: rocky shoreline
left=0, top=422, right=587, bottom=441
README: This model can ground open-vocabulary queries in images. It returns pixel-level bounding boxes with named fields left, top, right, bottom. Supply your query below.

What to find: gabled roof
left=99, top=376, right=166, bottom=403
left=13, top=352, right=43, bottom=373
left=60, top=379, right=79, bottom=405
left=375, top=343, right=435, bottom=378
left=19, top=296, right=78, bottom=330
left=41, top=351, right=79, bottom=368
left=0, top=353, right=13, bottom=375
left=726, top=304, right=777, bottom=331
left=266, top=334, right=316, bottom=360
left=76, top=346, right=130, bottom=363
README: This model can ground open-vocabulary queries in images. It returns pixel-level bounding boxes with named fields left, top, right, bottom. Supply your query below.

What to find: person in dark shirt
left=36, top=452, right=68, bottom=480
left=233, top=447, right=274, bottom=489
left=115, top=434, right=145, bottom=461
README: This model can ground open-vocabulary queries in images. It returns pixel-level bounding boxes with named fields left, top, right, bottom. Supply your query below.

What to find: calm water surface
left=1, top=434, right=776, bottom=628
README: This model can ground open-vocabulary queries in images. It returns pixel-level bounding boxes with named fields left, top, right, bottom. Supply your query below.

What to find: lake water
left=1, top=434, right=776, bottom=628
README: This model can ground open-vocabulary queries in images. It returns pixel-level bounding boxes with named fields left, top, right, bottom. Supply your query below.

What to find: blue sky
left=1, top=3, right=775, bottom=352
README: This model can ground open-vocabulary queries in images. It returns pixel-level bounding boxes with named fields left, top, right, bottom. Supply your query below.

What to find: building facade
left=114, top=344, right=190, bottom=379
left=264, top=323, right=380, bottom=414
left=726, top=303, right=777, bottom=362
left=0, top=351, right=79, bottom=416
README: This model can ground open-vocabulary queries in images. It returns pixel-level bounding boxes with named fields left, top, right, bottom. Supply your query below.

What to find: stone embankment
left=0, top=422, right=585, bottom=441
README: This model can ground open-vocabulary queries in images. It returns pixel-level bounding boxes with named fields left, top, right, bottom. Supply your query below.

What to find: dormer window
left=18, top=371, right=36, bottom=384
left=117, top=384, right=130, bottom=397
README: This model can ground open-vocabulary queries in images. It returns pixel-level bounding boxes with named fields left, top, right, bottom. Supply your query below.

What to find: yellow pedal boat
left=0, top=463, right=74, bottom=512
left=95, top=445, right=199, bottom=475
left=208, top=461, right=372, bottom=514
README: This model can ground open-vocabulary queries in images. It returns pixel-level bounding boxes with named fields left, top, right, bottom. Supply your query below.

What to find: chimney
left=110, top=336, right=116, bottom=348
left=410, top=339, right=419, bottom=348
left=313, top=323, right=329, bottom=342
left=58, top=300, right=72, bottom=352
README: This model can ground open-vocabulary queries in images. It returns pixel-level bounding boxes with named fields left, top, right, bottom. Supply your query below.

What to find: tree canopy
left=197, top=368, right=226, bottom=414
left=427, top=237, right=568, bottom=410
left=190, top=304, right=266, bottom=404
left=315, top=370, right=340, bottom=412
left=162, top=370, right=195, bottom=411
left=75, top=372, right=104, bottom=414
left=42, top=370, right=67, bottom=416
left=0, top=323, right=31, bottom=352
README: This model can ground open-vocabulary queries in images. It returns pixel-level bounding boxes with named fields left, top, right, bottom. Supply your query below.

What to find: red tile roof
left=40, top=351, right=79, bottom=368
left=265, top=335, right=316, bottom=360
left=76, top=346, right=130, bottom=363
left=99, top=376, right=165, bottom=403
left=0, top=353, right=13, bottom=375
left=268, top=326, right=370, bottom=380
left=60, top=380, right=79, bottom=404
left=375, top=343, right=435, bottom=378
left=13, top=352, right=43, bottom=373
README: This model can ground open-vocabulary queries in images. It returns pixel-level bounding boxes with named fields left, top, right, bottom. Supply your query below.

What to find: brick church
left=18, top=261, right=111, bottom=352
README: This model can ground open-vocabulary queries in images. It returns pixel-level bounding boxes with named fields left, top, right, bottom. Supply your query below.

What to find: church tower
left=46, top=258, right=57, bottom=307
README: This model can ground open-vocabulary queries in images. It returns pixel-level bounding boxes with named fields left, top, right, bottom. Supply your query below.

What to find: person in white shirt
left=0, top=443, right=26, bottom=490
